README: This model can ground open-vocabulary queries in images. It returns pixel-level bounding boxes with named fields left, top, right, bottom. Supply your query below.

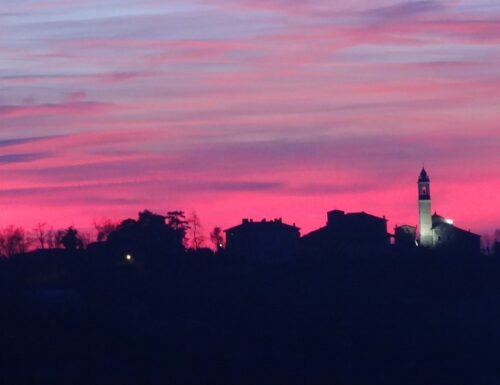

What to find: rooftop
left=418, top=167, right=430, bottom=182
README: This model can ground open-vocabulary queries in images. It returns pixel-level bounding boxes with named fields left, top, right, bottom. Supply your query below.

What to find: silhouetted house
left=225, top=218, right=300, bottom=260
left=395, top=225, right=417, bottom=249
left=301, top=210, right=389, bottom=256
left=431, top=213, right=480, bottom=255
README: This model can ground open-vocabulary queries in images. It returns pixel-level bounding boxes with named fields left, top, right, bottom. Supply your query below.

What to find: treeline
left=0, top=209, right=225, bottom=259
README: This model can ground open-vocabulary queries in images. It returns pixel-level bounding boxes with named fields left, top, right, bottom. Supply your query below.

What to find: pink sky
left=1, top=0, right=499, bottom=242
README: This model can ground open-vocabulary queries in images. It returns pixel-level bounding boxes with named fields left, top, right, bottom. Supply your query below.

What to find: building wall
left=419, top=200, right=433, bottom=247
left=395, top=225, right=417, bottom=248
left=225, top=220, right=300, bottom=260
left=341, top=214, right=389, bottom=246
left=301, top=211, right=389, bottom=257
left=432, top=223, right=480, bottom=255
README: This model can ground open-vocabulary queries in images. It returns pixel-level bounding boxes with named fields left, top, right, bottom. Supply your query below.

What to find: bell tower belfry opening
left=418, top=167, right=433, bottom=247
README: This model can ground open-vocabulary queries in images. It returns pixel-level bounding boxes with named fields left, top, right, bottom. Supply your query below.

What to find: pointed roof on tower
left=418, top=167, right=430, bottom=182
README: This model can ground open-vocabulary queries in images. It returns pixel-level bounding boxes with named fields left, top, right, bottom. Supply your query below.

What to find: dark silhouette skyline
left=0, top=168, right=498, bottom=385
left=0, top=167, right=490, bottom=257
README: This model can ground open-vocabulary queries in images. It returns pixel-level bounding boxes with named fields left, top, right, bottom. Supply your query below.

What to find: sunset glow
left=1, top=0, right=499, bottom=238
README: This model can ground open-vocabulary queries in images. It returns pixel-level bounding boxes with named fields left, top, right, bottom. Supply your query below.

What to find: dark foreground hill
left=2, top=248, right=500, bottom=385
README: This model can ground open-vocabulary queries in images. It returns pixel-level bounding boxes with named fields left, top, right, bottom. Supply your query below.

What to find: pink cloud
left=0, top=101, right=112, bottom=119
left=0, top=0, right=499, bottom=240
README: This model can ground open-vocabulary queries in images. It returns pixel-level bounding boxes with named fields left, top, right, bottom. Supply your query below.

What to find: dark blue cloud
left=363, top=1, right=447, bottom=21
left=0, top=152, right=51, bottom=164
left=0, top=135, right=61, bottom=148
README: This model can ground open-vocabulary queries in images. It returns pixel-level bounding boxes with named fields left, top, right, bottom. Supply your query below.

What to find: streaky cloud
left=0, top=152, right=51, bottom=164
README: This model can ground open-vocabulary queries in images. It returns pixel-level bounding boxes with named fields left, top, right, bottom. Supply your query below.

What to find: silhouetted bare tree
left=45, top=227, right=60, bottom=249
left=79, top=231, right=92, bottom=249
left=188, top=211, right=204, bottom=250
left=53, top=229, right=66, bottom=248
left=0, top=226, right=28, bottom=257
left=32, top=222, right=48, bottom=249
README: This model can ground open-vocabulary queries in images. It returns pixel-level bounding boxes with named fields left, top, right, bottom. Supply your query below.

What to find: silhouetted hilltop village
left=1, top=168, right=500, bottom=385
left=228, top=167, right=483, bottom=259
left=0, top=168, right=494, bottom=289
left=0, top=168, right=491, bottom=263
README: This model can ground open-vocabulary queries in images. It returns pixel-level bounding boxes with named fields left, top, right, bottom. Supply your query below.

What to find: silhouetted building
left=302, top=210, right=389, bottom=255
left=431, top=213, right=480, bottom=254
left=416, top=168, right=480, bottom=254
left=418, top=167, right=433, bottom=247
left=225, top=218, right=300, bottom=260
left=395, top=225, right=417, bottom=249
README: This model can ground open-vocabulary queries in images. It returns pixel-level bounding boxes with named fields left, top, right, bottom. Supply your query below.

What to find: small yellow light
left=125, top=254, right=132, bottom=261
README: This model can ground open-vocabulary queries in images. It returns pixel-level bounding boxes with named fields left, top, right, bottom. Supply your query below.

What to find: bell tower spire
left=418, top=167, right=433, bottom=247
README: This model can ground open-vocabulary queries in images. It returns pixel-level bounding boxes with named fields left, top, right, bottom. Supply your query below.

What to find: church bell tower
left=418, top=167, right=433, bottom=247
